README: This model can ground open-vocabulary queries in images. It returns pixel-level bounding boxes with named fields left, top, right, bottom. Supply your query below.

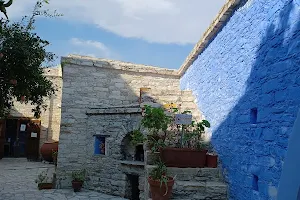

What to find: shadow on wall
left=211, top=1, right=300, bottom=200
left=57, top=57, right=179, bottom=198
left=277, top=108, right=300, bottom=200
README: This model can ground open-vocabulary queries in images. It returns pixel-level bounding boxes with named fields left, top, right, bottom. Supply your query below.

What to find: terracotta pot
left=148, top=177, right=174, bottom=200
left=160, top=147, right=207, bottom=168
left=40, top=141, right=58, bottom=162
left=206, top=154, right=218, bottom=168
left=38, top=183, right=53, bottom=190
left=72, top=180, right=83, bottom=192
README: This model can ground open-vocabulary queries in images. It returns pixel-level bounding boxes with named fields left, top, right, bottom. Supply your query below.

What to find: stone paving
left=0, top=158, right=127, bottom=200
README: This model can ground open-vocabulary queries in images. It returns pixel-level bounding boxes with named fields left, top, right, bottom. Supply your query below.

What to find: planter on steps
left=38, top=183, right=53, bottom=190
left=206, top=154, right=218, bottom=168
left=72, top=180, right=83, bottom=192
left=148, top=177, right=174, bottom=200
left=160, top=147, right=207, bottom=168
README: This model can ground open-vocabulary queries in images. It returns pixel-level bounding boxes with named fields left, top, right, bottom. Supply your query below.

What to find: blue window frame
left=94, top=136, right=106, bottom=155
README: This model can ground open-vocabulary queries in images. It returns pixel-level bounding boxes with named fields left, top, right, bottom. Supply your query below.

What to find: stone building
left=57, top=0, right=300, bottom=199
left=0, top=66, right=63, bottom=159
left=56, top=55, right=227, bottom=200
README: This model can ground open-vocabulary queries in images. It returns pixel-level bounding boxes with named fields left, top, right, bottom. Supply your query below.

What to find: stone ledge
left=86, top=107, right=142, bottom=115
left=62, top=55, right=180, bottom=77
left=120, top=160, right=145, bottom=167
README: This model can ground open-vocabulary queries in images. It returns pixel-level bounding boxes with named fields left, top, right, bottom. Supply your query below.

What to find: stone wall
left=57, top=55, right=180, bottom=198
left=9, top=66, right=62, bottom=150
left=180, top=0, right=300, bottom=199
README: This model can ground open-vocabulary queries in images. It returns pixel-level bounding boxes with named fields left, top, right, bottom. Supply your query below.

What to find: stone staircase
left=139, top=88, right=228, bottom=200
left=168, top=167, right=227, bottom=200
left=145, top=165, right=227, bottom=200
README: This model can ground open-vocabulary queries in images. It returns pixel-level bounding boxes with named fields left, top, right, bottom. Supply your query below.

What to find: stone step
left=146, top=165, right=223, bottom=182
left=172, top=181, right=227, bottom=200
left=168, top=167, right=223, bottom=182
left=140, top=88, right=193, bottom=97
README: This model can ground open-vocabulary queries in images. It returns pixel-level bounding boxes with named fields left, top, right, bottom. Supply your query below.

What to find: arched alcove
left=120, top=132, right=144, bottom=162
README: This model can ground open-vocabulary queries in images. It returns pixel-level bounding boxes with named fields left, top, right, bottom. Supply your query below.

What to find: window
left=250, top=108, right=258, bottom=124
left=252, top=175, right=258, bottom=191
left=94, top=136, right=106, bottom=155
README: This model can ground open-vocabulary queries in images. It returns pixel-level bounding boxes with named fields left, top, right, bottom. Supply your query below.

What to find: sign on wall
left=175, top=114, right=192, bottom=125
left=20, top=124, right=26, bottom=131
left=31, top=132, right=37, bottom=138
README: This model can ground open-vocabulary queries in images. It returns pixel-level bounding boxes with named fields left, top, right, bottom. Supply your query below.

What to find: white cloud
left=69, top=38, right=115, bottom=58
left=6, top=0, right=227, bottom=44
left=70, top=38, right=109, bottom=52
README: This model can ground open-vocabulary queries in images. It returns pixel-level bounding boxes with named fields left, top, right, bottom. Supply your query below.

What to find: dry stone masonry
left=180, top=0, right=300, bottom=199
left=57, top=55, right=228, bottom=200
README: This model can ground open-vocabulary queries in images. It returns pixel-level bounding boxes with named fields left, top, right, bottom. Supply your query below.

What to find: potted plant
left=71, top=169, right=86, bottom=192
left=160, top=115, right=211, bottom=168
left=52, top=150, right=58, bottom=166
left=35, top=171, right=53, bottom=190
left=142, top=105, right=211, bottom=168
left=141, top=105, right=171, bottom=164
left=205, top=143, right=218, bottom=168
left=148, top=160, right=174, bottom=200
left=130, top=128, right=146, bottom=146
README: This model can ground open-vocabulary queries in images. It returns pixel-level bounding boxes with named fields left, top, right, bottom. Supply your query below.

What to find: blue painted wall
left=180, top=0, right=300, bottom=199
left=277, top=109, right=300, bottom=200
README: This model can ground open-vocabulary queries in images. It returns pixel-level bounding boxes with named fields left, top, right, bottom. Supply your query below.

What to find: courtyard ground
left=0, top=158, right=127, bottom=200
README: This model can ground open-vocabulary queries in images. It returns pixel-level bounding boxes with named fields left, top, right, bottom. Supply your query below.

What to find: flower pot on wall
left=40, top=141, right=58, bottom=162
left=148, top=177, right=174, bottom=200
left=160, top=147, right=207, bottom=168
left=206, top=154, right=218, bottom=168
left=72, top=180, right=83, bottom=192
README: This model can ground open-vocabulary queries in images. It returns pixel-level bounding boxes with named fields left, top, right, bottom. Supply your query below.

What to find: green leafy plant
left=52, top=150, right=58, bottom=165
left=142, top=105, right=172, bottom=135
left=130, top=129, right=145, bottom=146
left=0, top=0, right=61, bottom=118
left=35, top=171, right=49, bottom=184
left=149, top=159, right=171, bottom=196
left=71, top=169, right=86, bottom=182
left=149, top=138, right=166, bottom=153
left=0, top=0, right=12, bottom=19
left=142, top=105, right=172, bottom=151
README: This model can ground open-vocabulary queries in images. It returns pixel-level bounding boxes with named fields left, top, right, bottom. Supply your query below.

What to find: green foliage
left=142, top=105, right=172, bottom=134
left=35, top=171, right=49, bottom=184
left=0, top=0, right=61, bottom=118
left=130, top=129, right=145, bottom=146
left=149, top=159, right=171, bottom=196
left=71, top=169, right=86, bottom=182
left=149, top=137, right=166, bottom=153
left=0, top=0, right=13, bottom=19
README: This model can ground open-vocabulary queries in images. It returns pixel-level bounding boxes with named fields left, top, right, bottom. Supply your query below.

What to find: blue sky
left=6, top=0, right=226, bottom=69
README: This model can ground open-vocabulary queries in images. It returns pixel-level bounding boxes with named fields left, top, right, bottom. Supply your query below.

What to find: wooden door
left=0, top=120, right=6, bottom=159
left=17, top=120, right=29, bottom=157
left=26, top=120, right=41, bottom=161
